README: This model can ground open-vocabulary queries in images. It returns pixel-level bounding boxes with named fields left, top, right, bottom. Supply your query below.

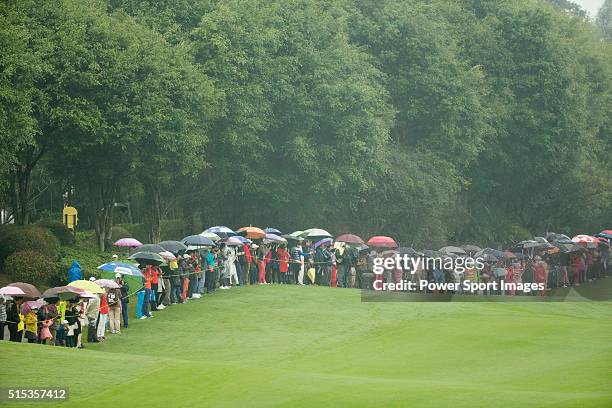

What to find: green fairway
left=1, top=285, right=611, bottom=407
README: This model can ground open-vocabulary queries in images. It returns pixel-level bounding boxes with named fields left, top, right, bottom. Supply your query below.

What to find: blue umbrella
left=264, top=227, right=282, bottom=234
left=314, top=238, right=333, bottom=248
left=97, top=262, right=143, bottom=277
left=181, top=235, right=215, bottom=246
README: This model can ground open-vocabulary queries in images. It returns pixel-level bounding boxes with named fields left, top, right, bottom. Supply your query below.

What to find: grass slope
left=1, top=285, right=611, bottom=407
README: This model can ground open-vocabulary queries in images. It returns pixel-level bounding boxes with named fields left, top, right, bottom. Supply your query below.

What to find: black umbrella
left=158, top=240, right=188, bottom=253
left=181, top=235, right=215, bottom=247
left=137, top=244, right=165, bottom=253
left=129, top=251, right=164, bottom=265
left=398, top=247, right=421, bottom=256
left=475, top=248, right=504, bottom=259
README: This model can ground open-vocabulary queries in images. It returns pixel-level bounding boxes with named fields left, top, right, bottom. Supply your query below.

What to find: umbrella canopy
left=461, top=244, right=482, bottom=253
left=204, top=226, right=236, bottom=237
left=475, top=248, right=505, bottom=259
left=7, top=282, right=41, bottom=299
left=95, top=279, right=120, bottom=289
left=264, top=233, right=286, bottom=244
left=398, top=247, right=421, bottom=256
left=314, top=238, right=333, bottom=248
left=158, top=240, right=187, bottom=253
left=595, top=231, right=612, bottom=240
left=264, top=227, right=282, bottom=234
left=514, top=240, right=541, bottom=249
left=421, top=249, right=442, bottom=257
left=572, top=235, right=597, bottom=245
left=336, top=234, right=364, bottom=244
left=282, top=234, right=304, bottom=242
left=301, top=228, right=332, bottom=239
left=545, top=232, right=571, bottom=242
left=502, top=251, right=518, bottom=259
left=68, top=280, right=105, bottom=294
left=237, top=226, right=266, bottom=239
left=25, top=299, right=45, bottom=309
left=480, top=253, right=499, bottom=262
left=0, top=286, right=26, bottom=296
left=159, top=251, right=176, bottom=260
left=289, top=230, right=304, bottom=238
left=129, top=251, right=165, bottom=265
left=380, top=249, right=399, bottom=258
left=199, top=231, right=221, bottom=241
left=368, top=236, right=398, bottom=248
left=97, top=261, right=143, bottom=277
left=114, top=238, right=143, bottom=247
left=79, top=291, right=98, bottom=299
left=137, top=244, right=166, bottom=253
left=557, top=243, right=584, bottom=253
left=226, top=236, right=245, bottom=246
left=352, top=243, right=370, bottom=253
left=42, top=286, right=85, bottom=299
left=181, top=235, right=215, bottom=247
left=439, top=246, right=467, bottom=255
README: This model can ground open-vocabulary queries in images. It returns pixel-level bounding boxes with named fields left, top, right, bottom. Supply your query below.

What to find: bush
left=161, top=219, right=192, bottom=241
left=117, top=223, right=148, bottom=243
left=111, top=225, right=133, bottom=241
left=4, top=250, right=60, bottom=287
left=0, top=225, right=60, bottom=267
left=37, top=220, right=75, bottom=246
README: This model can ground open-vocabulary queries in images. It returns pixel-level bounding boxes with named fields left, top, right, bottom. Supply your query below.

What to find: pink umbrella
left=336, top=234, right=364, bottom=244
left=159, top=251, right=176, bottom=260
left=95, top=279, right=120, bottom=289
left=367, top=236, right=398, bottom=249
left=0, top=286, right=26, bottom=296
left=114, top=238, right=143, bottom=247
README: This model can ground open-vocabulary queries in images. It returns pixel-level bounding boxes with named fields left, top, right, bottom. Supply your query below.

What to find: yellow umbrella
left=68, top=280, right=104, bottom=294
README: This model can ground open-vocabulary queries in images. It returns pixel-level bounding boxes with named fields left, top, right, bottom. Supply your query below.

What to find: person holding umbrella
left=86, top=292, right=100, bottom=343
left=107, top=284, right=122, bottom=334
left=6, top=297, right=24, bottom=342
left=141, top=265, right=155, bottom=318
left=115, top=273, right=129, bottom=328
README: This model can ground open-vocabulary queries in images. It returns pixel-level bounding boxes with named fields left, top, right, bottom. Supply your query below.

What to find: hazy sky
left=574, top=0, right=604, bottom=18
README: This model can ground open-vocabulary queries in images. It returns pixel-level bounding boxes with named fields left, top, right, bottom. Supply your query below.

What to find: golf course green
left=1, top=285, right=611, bottom=407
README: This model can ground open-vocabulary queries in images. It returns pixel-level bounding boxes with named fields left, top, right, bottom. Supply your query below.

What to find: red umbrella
left=7, top=282, right=41, bottom=299
left=367, top=236, right=398, bottom=249
left=336, top=234, right=364, bottom=244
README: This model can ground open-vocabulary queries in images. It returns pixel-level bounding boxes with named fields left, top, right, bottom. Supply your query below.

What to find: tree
left=597, top=0, right=612, bottom=40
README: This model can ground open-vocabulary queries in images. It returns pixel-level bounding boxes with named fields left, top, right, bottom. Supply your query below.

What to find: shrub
left=117, top=223, right=148, bottom=243
left=37, top=220, right=75, bottom=246
left=4, top=250, right=60, bottom=287
left=0, top=225, right=60, bottom=267
left=161, top=219, right=192, bottom=241
left=111, top=225, right=133, bottom=241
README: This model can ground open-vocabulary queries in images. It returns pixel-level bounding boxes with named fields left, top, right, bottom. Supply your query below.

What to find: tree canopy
left=1, top=0, right=610, bottom=249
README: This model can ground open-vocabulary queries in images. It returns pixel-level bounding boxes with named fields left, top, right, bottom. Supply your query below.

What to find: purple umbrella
left=314, top=238, right=333, bottom=248
left=114, top=238, right=143, bottom=247
left=226, top=236, right=245, bottom=246
left=264, top=233, right=286, bottom=243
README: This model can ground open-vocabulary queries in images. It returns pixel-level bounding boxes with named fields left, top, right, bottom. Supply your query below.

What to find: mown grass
left=1, top=284, right=611, bottom=407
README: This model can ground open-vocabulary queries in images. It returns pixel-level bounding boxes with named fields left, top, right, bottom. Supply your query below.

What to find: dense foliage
left=0, top=225, right=60, bottom=266
left=4, top=250, right=59, bottom=286
left=0, top=0, right=610, bottom=249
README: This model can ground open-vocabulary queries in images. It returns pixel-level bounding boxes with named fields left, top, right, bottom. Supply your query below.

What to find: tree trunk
left=11, top=166, right=33, bottom=225
left=145, top=183, right=162, bottom=243
left=92, top=181, right=117, bottom=252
